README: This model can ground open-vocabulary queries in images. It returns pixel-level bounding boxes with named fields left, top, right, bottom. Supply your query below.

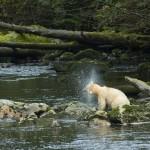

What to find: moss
left=122, top=105, right=150, bottom=123
left=108, top=104, right=150, bottom=124
left=108, top=108, right=122, bottom=124
left=109, top=104, right=150, bottom=124
left=86, top=31, right=148, bottom=48
left=0, top=31, right=57, bottom=43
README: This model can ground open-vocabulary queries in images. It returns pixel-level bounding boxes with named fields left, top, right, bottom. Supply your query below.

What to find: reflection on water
left=0, top=63, right=150, bottom=150
left=0, top=120, right=150, bottom=150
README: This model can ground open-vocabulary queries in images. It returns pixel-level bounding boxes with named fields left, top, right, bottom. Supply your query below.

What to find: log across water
left=125, top=76, right=150, bottom=96
left=0, top=21, right=150, bottom=50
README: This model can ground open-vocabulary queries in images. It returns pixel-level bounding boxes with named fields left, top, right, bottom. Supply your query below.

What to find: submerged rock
left=90, top=118, right=111, bottom=127
left=89, top=110, right=111, bottom=127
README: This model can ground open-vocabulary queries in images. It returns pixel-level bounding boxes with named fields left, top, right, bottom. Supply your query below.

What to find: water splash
left=78, top=68, right=104, bottom=106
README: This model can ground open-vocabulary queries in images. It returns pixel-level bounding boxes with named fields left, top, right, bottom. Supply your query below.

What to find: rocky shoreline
left=1, top=99, right=150, bottom=127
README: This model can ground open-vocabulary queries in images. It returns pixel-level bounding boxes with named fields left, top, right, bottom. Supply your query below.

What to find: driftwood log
left=125, top=76, right=150, bottom=96
left=0, top=21, right=150, bottom=50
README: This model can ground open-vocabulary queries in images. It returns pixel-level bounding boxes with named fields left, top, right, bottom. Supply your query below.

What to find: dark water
left=0, top=63, right=150, bottom=150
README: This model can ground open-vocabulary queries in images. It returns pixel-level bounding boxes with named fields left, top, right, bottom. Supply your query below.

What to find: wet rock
left=88, top=110, right=111, bottom=126
left=53, top=58, right=110, bottom=73
left=115, top=85, right=139, bottom=95
left=0, top=63, right=13, bottom=68
left=90, top=118, right=111, bottom=127
left=24, top=103, right=48, bottom=113
left=53, top=61, right=72, bottom=72
left=19, top=117, right=60, bottom=128
left=51, top=119, right=61, bottom=127
left=42, top=50, right=63, bottom=63
left=64, top=101, right=96, bottom=120
left=73, top=49, right=101, bottom=60
left=119, top=53, right=129, bottom=63
left=112, top=48, right=122, bottom=57
left=94, top=110, right=108, bottom=119
left=108, top=104, right=150, bottom=124
left=0, top=99, right=55, bottom=122
left=0, top=99, right=15, bottom=107
left=52, top=103, right=69, bottom=113
left=137, top=62, right=150, bottom=80
left=59, top=52, right=74, bottom=61
left=0, top=105, right=16, bottom=119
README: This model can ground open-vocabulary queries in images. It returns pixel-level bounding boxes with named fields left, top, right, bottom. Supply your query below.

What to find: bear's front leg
left=98, top=97, right=106, bottom=111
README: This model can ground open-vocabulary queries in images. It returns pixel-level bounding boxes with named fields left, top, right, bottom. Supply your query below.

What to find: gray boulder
left=65, top=101, right=96, bottom=120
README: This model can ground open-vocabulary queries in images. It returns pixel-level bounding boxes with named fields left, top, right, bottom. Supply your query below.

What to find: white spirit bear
left=85, top=83, right=130, bottom=112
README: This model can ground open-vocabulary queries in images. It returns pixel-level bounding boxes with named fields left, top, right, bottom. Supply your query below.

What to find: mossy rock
left=112, top=48, right=122, bottom=57
left=42, top=50, right=63, bottom=62
left=107, top=108, right=122, bottom=124
left=73, top=49, right=101, bottom=60
left=115, top=85, right=139, bottom=95
left=108, top=104, right=150, bottom=124
left=137, top=62, right=150, bottom=80
left=59, top=52, right=74, bottom=61
left=119, top=53, right=130, bottom=63
left=69, top=60, right=110, bottom=73
left=53, top=61, right=73, bottom=72
left=64, top=101, right=96, bottom=120
left=0, top=99, right=55, bottom=122
left=53, top=59, right=110, bottom=73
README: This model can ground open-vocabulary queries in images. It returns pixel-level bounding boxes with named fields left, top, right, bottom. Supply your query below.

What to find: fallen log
left=0, top=21, right=150, bottom=50
left=0, top=41, right=83, bottom=50
left=125, top=76, right=150, bottom=96
left=0, top=47, right=45, bottom=57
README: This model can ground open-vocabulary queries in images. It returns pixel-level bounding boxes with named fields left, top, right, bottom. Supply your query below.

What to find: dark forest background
left=0, top=0, right=149, bottom=34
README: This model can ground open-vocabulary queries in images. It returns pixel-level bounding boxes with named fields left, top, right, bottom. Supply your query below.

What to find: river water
left=0, top=63, right=150, bottom=150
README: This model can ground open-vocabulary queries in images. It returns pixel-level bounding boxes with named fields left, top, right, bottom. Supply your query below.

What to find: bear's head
left=84, top=82, right=101, bottom=95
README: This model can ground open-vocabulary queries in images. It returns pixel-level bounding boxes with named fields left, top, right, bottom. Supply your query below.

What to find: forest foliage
left=0, top=0, right=149, bottom=34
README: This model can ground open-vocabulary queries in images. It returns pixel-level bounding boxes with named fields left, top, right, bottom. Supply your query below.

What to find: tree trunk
left=125, top=76, right=150, bottom=96
left=0, top=42, right=83, bottom=50
left=0, top=22, right=149, bottom=50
